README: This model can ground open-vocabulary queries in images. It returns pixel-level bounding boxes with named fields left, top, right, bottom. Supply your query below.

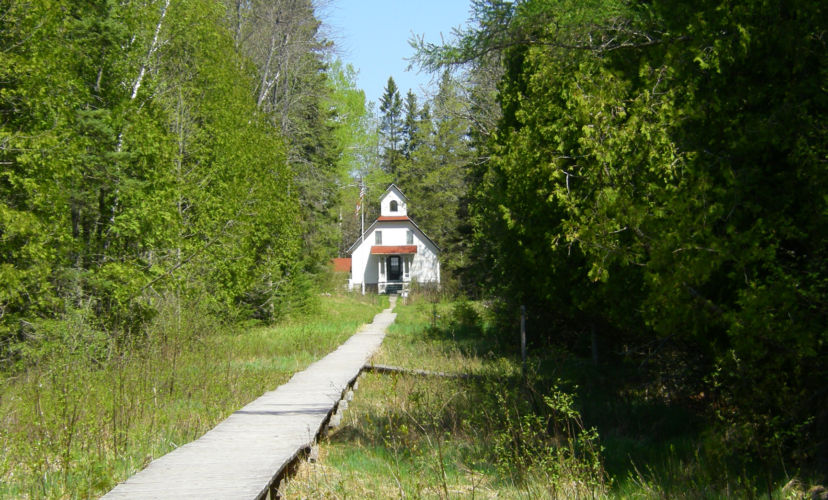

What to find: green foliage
left=0, top=0, right=313, bottom=341
left=289, top=298, right=818, bottom=497
left=379, top=77, right=404, bottom=176
left=413, top=0, right=828, bottom=470
left=346, top=70, right=475, bottom=284
left=219, top=0, right=342, bottom=279
left=283, top=299, right=611, bottom=498
left=390, top=300, right=611, bottom=494
left=449, top=300, right=482, bottom=335
left=389, top=72, right=475, bottom=288
left=489, top=386, right=607, bottom=496
left=326, top=60, right=383, bottom=256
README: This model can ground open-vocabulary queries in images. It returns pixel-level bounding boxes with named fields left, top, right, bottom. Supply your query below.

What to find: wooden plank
left=364, top=363, right=480, bottom=379
left=103, top=298, right=397, bottom=499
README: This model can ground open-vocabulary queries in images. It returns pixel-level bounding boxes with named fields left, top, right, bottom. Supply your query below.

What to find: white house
left=347, top=185, right=440, bottom=294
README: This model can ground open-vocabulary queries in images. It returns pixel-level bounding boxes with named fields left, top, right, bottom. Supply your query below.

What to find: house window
left=390, top=200, right=398, bottom=212
left=375, top=231, right=382, bottom=244
left=407, top=230, right=413, bottom=245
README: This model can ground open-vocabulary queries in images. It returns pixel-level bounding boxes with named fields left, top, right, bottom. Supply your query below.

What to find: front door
left=387, top=255, right=401, bottom=281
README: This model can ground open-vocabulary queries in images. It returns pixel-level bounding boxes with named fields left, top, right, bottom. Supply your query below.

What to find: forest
left=2, top=0, right=826, bottom=496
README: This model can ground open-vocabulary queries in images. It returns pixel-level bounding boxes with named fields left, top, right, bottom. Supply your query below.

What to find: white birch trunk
left=107, top=0, right=170, bottom=251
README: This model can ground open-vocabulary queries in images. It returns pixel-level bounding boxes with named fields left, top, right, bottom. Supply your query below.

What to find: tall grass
left=283, top=296, right=823, bottom=499
left=0, top=291, right=387, bottom=498
left=283, top=296, right=609, bottom=499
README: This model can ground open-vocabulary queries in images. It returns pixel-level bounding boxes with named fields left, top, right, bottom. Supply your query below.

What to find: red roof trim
left=377, top=216, right=410, bottom=221
left=370, top=245, right=418, bottom=255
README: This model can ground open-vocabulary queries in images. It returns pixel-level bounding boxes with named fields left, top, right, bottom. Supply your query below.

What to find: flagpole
left=359, top=177, right=365, bottom=295
left=360, top=177, right=365, bottom=244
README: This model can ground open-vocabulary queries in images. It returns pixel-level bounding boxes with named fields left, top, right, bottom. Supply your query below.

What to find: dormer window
left=390, top=200, right=398, bottom=212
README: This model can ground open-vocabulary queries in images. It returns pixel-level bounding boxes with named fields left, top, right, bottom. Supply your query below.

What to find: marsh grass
left=0, top=291, right=387, bottom=498
left=282, top=297, right=609, bottom=499
left=282, top=296, right=820, bottom=499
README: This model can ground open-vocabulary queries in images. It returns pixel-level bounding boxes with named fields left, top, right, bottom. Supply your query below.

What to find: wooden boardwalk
left=103, top=298, right=397, bottom=499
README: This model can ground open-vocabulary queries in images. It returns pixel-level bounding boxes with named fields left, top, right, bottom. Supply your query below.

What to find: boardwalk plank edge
left=102, top=300, right=396, bottom=499
left=363, top=363, right=482, bottom=379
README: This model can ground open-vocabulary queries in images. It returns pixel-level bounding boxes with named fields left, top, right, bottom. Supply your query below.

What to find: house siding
left=349, top=222, right=439, bottom=287
left=380, top=187, right=407, bottom=216
left=348, top=185, right=439, bottom=293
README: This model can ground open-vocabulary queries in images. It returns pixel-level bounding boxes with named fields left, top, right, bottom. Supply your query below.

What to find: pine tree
left=393, top=73, right=472, bottom=286
left=402, top=90, right=420, bottom=159
left=378, top=77, right=403, bottom=176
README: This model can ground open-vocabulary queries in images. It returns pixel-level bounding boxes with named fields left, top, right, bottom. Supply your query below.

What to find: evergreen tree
left=414, top=0, right=828, bottom=464
left=222, top=0, right=342, bottom=292
left=0, top=0, right=303, bottom=338
left=402, top=90, right=420, bottom=159
left=397, top=73, right=472, bottom=286
left=378, top=77, right=404, bottom=176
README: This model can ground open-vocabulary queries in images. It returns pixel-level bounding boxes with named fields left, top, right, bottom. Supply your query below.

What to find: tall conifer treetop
left=379, top=77, right=404, bottom=176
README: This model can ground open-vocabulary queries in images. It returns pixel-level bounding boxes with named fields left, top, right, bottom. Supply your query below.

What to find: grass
left=282, top=296, right=608, bottom=499
left=3, top=291, right=818, bottom=499
left=0, top=291, right=388, bottom=498
left=282, top=296, right=823, bottom=499
left=540, top=348, right=823, bottom=499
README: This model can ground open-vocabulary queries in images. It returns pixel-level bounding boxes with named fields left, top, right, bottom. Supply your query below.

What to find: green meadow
left=282, top=296, right=821, bottom=499
left=0, top=293, right=387, bottom=498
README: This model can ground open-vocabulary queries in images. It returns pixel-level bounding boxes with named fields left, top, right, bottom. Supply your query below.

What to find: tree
left=325, top=61, right=384, bottom=255
left=0, top=0, right=304, bottom=338
left=413, top=0, right=828, bottom=464
left=401, top=90, right=420, bottom=159
left=394, top=73, right=473, bottom=287
left=221, top=0, right=342, bottom=287
left=379, top=77, right=404, bottom=176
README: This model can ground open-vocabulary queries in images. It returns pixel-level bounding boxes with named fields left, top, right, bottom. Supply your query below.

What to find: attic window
left=390, top=200, right=398, bottom=212
left=375, top=231, right=382, bottom=244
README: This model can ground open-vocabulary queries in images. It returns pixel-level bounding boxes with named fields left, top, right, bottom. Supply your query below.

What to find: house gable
left=379, top=184, right=408, bottom=217
left=346, top=216, right=439, bottom=256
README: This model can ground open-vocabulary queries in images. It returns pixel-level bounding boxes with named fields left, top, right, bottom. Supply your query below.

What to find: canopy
left=370, top=245, right=417, bottom=255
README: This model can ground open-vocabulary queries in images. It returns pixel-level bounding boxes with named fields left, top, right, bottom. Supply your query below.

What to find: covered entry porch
left=371, top=245, right=416, bottom=294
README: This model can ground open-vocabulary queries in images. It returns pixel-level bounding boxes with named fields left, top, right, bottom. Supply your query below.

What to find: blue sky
left=322, top=0, right=473, bottom=109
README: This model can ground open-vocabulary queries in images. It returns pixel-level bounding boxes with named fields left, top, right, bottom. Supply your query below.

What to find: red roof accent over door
left=377, top=216, right=410, bottom=221
left=370, top=245, right=417, bottom=255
